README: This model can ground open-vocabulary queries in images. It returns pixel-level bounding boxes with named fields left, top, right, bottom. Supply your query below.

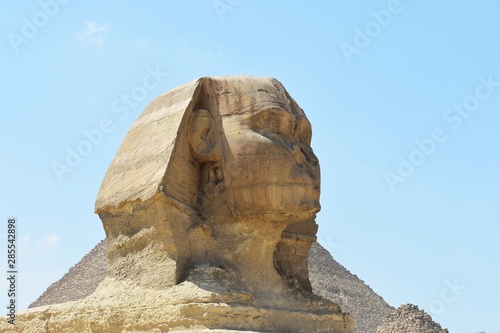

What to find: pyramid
left=309, top=243, right=394, bottom=332
left=376, top=303, right=449, bottom=333
left=29, top=240, right=107, bottom=308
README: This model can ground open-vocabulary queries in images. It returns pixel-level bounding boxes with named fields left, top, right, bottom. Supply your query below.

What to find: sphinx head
left=95, top=76, right=320, bottom=292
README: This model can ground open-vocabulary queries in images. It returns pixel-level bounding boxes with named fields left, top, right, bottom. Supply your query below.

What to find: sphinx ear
left=188, top=108, right=220, bottom=162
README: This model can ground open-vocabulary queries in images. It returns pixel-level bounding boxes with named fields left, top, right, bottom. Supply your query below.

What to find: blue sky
left=1, top=1, right=499, bottom=332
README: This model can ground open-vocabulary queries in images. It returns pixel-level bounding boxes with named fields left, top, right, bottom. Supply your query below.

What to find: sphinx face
left=220, top=101, right=320, bottom=222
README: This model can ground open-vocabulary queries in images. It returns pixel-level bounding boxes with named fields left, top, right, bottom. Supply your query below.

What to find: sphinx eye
left=265, top=113, right=282, bottom=134
left=252, top=109, right=294, bottom=138
left=294, top=118, right=312, bottom=145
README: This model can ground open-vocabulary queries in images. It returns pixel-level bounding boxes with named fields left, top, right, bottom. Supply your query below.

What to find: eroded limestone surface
left=3, top=76, right=354, bottom=333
